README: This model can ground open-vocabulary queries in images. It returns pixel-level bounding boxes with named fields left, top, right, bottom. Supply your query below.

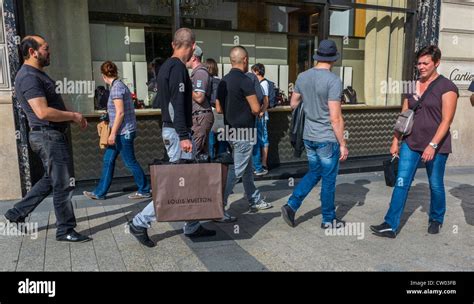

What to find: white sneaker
left=250, top=200, right=273, bottom=211
left=254, top=169, right=269, bottom=176
left=128, top=192, right=152, bottom=199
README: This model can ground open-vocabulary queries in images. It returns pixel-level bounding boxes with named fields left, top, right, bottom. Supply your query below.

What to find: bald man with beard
left=214, top=46, right=273, bottom=223
left=4, top=35, right=91, bottom=243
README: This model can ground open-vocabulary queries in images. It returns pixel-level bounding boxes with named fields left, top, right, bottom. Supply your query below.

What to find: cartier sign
left=449, top=69, right=474, bottom=82
left=439, top=62, right=474, bottom=88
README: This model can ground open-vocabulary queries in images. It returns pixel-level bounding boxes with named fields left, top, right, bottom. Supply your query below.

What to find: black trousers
left=7, top=129, right=76, bottom=237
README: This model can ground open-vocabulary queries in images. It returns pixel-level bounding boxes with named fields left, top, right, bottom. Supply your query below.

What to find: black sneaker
left=185, top=226, right=216, bottom=239
left=321, top=218, right=346, bottom=229
left=428, top=221, right=442, bottom=235
left=370, top=222, right=397, bottom=238
left=128, top=221, right=155, bottom=248
left=281, top=204, right=295, bottom=227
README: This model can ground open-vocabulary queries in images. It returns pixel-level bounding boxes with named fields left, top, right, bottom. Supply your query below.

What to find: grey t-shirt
left=191, top=65, right=211, bottom=113
left=294, top=68, right=342, bottom=142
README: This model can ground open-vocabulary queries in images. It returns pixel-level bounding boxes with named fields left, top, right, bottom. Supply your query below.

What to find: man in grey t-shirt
left=281, top=39, right=349, bottom=229
left=296, top=67, right=342, bottom=143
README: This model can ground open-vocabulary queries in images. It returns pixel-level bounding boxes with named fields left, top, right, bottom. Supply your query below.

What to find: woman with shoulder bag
left=84, top=61, right=151, bottom=200
left=371, top=45, right=459, bottom=238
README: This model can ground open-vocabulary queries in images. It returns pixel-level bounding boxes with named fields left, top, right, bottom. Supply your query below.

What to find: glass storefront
left=18, top=0, right=416, bottom=114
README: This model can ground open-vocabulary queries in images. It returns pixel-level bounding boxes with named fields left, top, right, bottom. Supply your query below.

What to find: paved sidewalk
left=0, top=167, right=472, bottom=272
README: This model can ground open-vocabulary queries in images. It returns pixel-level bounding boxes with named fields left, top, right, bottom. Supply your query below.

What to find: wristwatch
left=429, top=142, right=438, bottom=150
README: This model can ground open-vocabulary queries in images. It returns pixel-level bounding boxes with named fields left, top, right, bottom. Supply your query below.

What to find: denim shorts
left=256, top=117, right=269, bottom=147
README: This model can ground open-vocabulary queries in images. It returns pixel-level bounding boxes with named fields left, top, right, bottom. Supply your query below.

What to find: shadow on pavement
left=186, top=197, right=281, bottom=243
left=293, top=179, right=371, bottom=226
left=398, top=183, right=430, bottom=231
left=449, top=184, right=474, bottom=226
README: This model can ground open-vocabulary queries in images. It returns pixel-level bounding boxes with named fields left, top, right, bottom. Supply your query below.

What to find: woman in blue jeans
left=83, top=61, right=150, bottom=200
left=371, top=45, right=458, bottom=238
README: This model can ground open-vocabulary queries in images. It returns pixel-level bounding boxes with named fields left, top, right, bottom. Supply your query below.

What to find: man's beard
left=37, top=54, right=50, bottom=67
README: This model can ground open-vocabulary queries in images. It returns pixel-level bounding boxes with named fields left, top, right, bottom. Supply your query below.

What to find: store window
left=181, top=1, right=326, bottom=105
left=19, top=0, right=415, bottom=113
left=329, top=5, right=411, bottom=106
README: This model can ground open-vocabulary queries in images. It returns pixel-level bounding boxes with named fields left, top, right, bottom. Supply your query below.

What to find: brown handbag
left=150, top=163, right=227, bottom=222
left=97, top=120, right=110, bottom=150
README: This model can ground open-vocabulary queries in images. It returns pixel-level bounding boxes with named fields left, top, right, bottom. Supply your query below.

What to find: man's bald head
left=20, top=35, right=46, bottom=60
left=173, top=28, right=195, bottom=50
left=230, top=46, right=248, bottom=65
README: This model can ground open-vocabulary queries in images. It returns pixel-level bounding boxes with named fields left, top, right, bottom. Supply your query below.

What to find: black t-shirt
left=217, top=68, right=257, bottom=129
left=158, top=57, right=193, bottom=140
left=15, top=64, right=68, bottom=128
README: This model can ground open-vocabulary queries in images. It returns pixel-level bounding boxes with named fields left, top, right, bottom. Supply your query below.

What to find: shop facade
left=0, top=0, right=472, bottom=200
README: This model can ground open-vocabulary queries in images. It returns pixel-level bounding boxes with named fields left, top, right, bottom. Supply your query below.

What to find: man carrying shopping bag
left=128, top=28, right=217, bottom=248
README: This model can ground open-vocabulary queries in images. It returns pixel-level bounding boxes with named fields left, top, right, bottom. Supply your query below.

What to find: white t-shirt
left=260, top=79, right=270, bottom=120
left=260, top=79, right=269, bottom=97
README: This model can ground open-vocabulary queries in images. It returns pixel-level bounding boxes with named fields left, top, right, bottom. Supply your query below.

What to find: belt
left=30, top=126, right=67, bottom=133
left=192, top=110, right=212, bottom=116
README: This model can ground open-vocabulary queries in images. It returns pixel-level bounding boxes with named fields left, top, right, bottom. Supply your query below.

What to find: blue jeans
left=133, top=127, right=200, bottom=234
left=384, top=142, right=449, bottom=231
left=252, top=117, right=269, bottom=172
left=93, top=132, right=150, bottom=198
left=209, top=130, right=230, bottom=160
left=288, top=141, right=340, bottom=223
left=224, top=140, right=263, bottom=207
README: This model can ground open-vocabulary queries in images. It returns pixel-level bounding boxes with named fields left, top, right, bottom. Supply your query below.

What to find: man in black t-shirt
left=214, top=46, right=273, bottom=223
left=129, top=28, right=216, bottom=247
left=4, top=35, right=91, bottom=243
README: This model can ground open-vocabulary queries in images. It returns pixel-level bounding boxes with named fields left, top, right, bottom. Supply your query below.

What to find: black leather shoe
left=4, top=210, right=27, bottom=233
left=129, top=221, right=155, bottom=248
left=428, top=221, right=442, bottom=235
left=5, top=209, right=25, bottom=223
left=281, top=204, right=295, bottom=227
left=56, top=230, right=92, bottom=243
left=370, top=222, right=397, bottom=239
left=185, top=226, right=216, bottom=239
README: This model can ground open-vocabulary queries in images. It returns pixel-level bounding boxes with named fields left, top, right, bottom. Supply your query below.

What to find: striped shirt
left=108, top=79, right=137, bottom=136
